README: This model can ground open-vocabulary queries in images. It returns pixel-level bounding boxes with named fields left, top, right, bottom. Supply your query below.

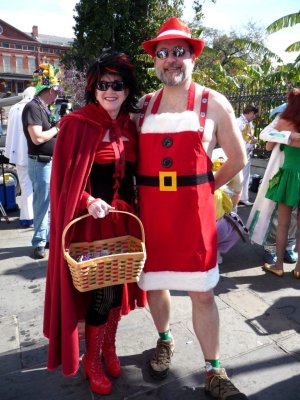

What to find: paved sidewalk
left=0, top=201, right=300, bottom=400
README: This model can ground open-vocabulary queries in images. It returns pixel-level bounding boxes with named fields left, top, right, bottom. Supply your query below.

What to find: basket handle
left=62, top=209, right=145, bottom=253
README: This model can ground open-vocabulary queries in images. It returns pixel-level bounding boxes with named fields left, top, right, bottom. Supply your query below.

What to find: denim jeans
left=27, top=157, right=51, bottom=248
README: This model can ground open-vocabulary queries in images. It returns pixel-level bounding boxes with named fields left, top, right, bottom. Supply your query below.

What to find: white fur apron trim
left=137, top=264, right=219, bottom=292
left=141, top=111, right=200, bottom=134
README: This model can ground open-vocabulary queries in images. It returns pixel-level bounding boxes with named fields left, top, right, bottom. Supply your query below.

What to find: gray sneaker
left=149, top=338, right=175, bottom=380
left=205, top=368, right=248, bottom=399
left=33, top=246, right=46, bottom=259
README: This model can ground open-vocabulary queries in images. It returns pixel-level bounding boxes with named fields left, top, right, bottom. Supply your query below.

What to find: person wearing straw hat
left=43, top=50, right=147, bottom=395
left=22, top=63, right=62, bottom=259
left=135, top=17, right=248, bottom=399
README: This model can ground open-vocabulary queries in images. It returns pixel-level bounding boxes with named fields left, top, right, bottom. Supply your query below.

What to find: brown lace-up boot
left=205, top=368, right=248, bottom=399
left=149, top=338, right=175, bottom=380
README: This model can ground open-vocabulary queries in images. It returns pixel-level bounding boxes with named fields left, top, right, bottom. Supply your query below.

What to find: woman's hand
left=87, top=197, right=114, bottom=218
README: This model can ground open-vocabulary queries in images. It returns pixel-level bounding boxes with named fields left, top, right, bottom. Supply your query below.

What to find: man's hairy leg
left=188, top=290, right=220, bottom=360
left=147, top=290, right=171, bottom=332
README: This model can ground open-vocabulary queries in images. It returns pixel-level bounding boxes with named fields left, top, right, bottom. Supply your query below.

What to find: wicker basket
left=62, top=210, right=146, bottom=292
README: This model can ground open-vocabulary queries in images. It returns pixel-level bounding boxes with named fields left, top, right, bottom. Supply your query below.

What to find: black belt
left=29, top=154, right=52, bottom=163
left=136, top=171, right=214, bottom=191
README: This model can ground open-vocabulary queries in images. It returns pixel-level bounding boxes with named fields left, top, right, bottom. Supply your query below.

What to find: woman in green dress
left=264, top=88, right=300, bottom=278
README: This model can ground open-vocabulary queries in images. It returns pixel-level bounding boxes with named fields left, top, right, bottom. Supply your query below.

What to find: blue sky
left=1, top=0, right=298, bottom=63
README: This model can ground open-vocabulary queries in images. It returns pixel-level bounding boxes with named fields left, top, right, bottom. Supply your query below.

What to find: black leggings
left=85, top=285, right=123, bottom=326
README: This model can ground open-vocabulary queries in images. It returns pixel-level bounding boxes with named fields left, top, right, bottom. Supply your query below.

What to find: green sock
left=159, top=330, right=173, bottom=341
left=205, top=359, right=221, bottom=372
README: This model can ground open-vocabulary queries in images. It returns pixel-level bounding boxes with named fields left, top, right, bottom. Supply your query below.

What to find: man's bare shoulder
left=137, top=93, right=147, bottom=107
left=136, top=91, right=158, bottom=110
left=194, top=83, right=235, bottom=116
left=131, top=92, right=157, bottom=126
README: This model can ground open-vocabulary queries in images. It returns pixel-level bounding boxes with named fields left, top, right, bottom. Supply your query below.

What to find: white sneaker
left=239, top=200, right=253, bottom=206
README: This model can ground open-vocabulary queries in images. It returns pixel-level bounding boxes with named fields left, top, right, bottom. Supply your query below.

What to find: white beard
left=155, top=60, right=194, bottom=86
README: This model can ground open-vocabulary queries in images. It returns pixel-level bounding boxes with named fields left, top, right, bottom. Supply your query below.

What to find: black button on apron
left=162, top=137, right=173, bottom=148
left=161, top=157, right=173, bottom=168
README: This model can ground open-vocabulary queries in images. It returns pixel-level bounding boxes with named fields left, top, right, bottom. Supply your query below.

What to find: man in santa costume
left=135, top=17, right=248, bottom=399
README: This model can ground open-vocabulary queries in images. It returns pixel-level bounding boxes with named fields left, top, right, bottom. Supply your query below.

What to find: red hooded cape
left=43, top=103, right=147, bottom=376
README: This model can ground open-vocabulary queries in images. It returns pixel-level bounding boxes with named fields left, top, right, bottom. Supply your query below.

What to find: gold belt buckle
left=159, top=171, right=177, bottom=191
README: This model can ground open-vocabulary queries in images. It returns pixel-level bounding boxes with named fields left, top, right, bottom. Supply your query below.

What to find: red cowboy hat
left=142, top=17, right=205, bottom=58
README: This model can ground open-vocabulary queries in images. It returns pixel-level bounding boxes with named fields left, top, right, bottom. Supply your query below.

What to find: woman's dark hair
left=280, top=87, right=300, bottom=131
left=85, top=50, right=141, bottom=113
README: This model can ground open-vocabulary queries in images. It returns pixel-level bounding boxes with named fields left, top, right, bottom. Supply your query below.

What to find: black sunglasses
left=156, top=46, right=187, bottom=59
left=96, top=80, right=125, bottom=91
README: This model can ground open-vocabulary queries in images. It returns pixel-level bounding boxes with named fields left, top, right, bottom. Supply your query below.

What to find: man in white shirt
left=5, top=87, right=35, bottom=227
left=236, top=105, right=259, bottom=206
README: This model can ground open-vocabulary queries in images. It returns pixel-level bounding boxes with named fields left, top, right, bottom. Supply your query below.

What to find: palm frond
left=293, top=58, right=300, bottom=70
left=234, top=38, right=282, bottom=62
left=286, top=41, right=300, bottom=52
left=266, top=12, right=300, bottom=34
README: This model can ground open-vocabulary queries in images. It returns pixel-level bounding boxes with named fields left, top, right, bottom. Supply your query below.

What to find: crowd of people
left=3, top=16, right=299, bottom=400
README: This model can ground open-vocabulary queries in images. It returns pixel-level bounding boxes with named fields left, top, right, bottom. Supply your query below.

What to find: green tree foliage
left=191, top=22, right=283, bottom=92
left=189, top=17, right=300, bottom=94
left=62, top=0, right=297, bottom=106
left=62, top=0, right=184, bottom=93
left=267, top=12, right=300, bottom=64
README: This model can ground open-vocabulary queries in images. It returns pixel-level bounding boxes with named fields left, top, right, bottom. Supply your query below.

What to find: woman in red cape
left=43, top=51, right=147, bottom=395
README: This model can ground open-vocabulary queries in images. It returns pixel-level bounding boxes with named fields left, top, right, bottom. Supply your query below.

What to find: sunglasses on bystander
left=96, top=80, right=125, bottom=91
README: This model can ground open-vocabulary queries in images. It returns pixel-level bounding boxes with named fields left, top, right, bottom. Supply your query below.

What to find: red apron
left=137, top=83, right=218, bottom=292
